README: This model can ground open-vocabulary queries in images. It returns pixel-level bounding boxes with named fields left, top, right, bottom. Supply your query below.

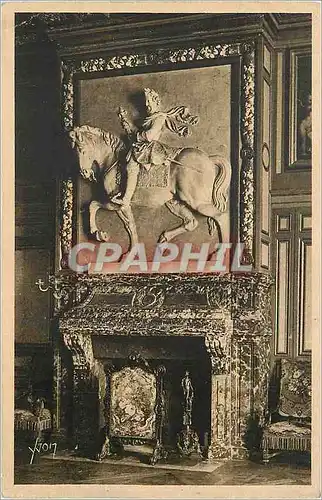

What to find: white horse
left=69, top=125, right=231, bottom=255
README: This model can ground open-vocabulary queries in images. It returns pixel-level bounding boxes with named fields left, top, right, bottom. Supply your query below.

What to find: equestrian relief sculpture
left=69, top=88, right=232, bottom=256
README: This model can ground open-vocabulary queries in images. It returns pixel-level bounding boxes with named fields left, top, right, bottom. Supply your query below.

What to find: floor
left=15, top=449, right=311, bottom=485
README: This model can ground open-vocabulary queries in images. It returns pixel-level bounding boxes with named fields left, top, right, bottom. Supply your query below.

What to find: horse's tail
left=211, top=155, right=232, bottom=213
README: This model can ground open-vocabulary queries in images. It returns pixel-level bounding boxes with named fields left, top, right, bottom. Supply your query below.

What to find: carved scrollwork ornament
left=63, top=331, right=94, bottom=370
left=61, top=63, right=76, bottom=131
left=131, top=287, right=165, bottom=309
left=73, top=282, right=96, bottom=309
left=206, top=287, right=231, bottom=311
left=53, top=284, right=74, bottom=315
left=37, top=274, right=95, bottom=315
left=204, top=332, right=228, bottom=375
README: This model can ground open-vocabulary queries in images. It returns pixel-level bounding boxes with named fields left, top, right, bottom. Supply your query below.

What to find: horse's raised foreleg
left=89, top=199, right=138, bottom=251
left=89, top=200, right=110, bottom=242
left=159, top=199, right=198, bottom=243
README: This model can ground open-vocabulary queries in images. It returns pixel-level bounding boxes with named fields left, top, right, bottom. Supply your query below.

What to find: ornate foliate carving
left=60, top=305, right=225, bottom=337
left=240, top=42, right=256, bottom=265
left=62, top=43, right=245, bottom=130
left=64, top=43, right=242, bottom=83
left=73, top=282, right=96, bottom=309
left=60, top=179, right=74, bottom=267
left=56, top=272, right=273, bottom=334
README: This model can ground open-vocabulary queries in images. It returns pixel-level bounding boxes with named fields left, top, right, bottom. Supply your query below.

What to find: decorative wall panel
left=298, top=239, right=312, bottom=354
left=76, top=64, right=232, bottom=261
left=263, top=45, right=271, bottom=75
left=275, top=240, right=290, bottom=354
left=15, top=249, right=51, bottom=343
left=272, top=207, right=312, bottom=359
left=278, top=214, right=291, bottom=231
left=261, top=240, right=269, bottom=269
left=275, top=52, right=284, bottom=175
left=301, top=214, right=312, bottom=231
left=261, top=79, right=271, bottom=236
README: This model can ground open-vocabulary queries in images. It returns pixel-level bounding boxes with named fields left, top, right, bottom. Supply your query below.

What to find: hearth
left=93, top=336, right=212, bottom=455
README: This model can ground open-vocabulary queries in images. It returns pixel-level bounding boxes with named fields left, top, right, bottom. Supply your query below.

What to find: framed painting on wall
left=285, top=48, right=312, bottom=170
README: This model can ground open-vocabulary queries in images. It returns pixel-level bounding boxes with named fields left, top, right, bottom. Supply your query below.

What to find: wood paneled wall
left=15, top=43, right=61, bottom=345
left=271, top=204, right=312, bottom=359
left=256, top=40, right=273, bottom=272
left=270, top=34, right=312, bottom=361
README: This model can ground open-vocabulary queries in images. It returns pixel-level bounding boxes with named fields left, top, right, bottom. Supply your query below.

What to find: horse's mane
left=73, top=125, right=124, bottom=154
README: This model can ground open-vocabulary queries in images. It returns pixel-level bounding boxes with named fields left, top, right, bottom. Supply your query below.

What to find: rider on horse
left=111, top=88, right=199, bottom=207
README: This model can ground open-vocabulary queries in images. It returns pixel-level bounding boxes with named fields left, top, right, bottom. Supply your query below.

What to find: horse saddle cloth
left=136, top=145, right=182, bottom=189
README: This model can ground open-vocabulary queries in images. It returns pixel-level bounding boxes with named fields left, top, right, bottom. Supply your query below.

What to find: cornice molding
left=272, top=13, right=312, bottom=29
left=15, top=13, right=312, bottom=54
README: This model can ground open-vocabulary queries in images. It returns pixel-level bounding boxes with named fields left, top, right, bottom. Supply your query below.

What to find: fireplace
left=53, top=272, right=273, bottom=460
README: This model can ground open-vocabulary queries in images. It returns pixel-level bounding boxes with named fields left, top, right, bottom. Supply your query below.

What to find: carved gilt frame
left=284, top=47, right=312, bottom=171
left=60, top=42, right=255, bottom=269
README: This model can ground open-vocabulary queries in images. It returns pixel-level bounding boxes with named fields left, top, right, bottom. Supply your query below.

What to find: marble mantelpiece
left=53, top=272, right=273, bottom=460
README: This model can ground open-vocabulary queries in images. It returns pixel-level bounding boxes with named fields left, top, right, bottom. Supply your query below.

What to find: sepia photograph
left=1, top=3, right=321, bottom=499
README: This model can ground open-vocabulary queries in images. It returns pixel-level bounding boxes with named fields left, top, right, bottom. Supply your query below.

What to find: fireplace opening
left=92, top=335, right=212, bottom=454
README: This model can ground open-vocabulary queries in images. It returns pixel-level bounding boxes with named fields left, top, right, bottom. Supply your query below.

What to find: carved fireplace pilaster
left=61, top=330, right=99, bottom=452
left=205, top=317, right=233, bottom=459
